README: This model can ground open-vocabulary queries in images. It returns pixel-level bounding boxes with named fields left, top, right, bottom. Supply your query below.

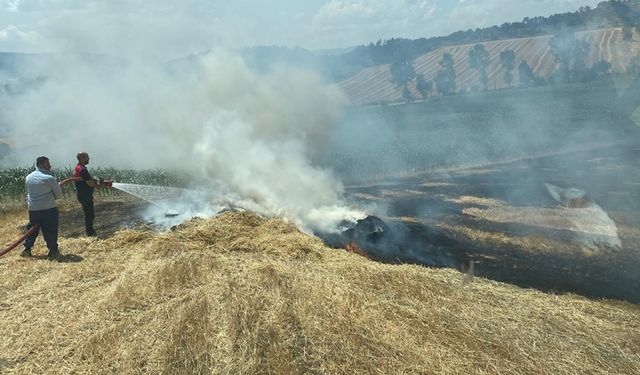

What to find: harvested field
left=338, top=27, right=640, bottom=106
left=1, top=205, right=640, bottom=374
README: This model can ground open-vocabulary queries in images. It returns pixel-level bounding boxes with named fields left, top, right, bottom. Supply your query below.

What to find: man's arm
left=51, top=176, right=62, bottom=199
left=80, top=167, right=98, bottom=188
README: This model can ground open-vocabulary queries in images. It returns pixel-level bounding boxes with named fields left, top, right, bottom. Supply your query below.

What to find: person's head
left=36, top=156, right=51, bottom=171
left=77, top=152, right=90, bottom=165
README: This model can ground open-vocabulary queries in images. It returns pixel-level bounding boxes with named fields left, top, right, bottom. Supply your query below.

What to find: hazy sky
left=0, top=0, right=601, bottom=57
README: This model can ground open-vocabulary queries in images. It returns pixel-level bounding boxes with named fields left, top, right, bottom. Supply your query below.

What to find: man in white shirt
left=22, top=156, right=62, bottom=259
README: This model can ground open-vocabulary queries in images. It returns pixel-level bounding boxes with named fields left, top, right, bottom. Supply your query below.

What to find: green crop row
left=0, top=167, right=188, bottom=202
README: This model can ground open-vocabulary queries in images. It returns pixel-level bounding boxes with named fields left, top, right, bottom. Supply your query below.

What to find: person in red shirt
left=73, top=152, right=99, bottom=236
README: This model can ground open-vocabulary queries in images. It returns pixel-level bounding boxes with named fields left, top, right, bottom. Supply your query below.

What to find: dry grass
left=441, top=195, right=625, bottom=257
left=441, top=222, right=589, bottom=257
left=448, top=196, right=507, bottom=207
left=1, top=207, right=639, bottom=374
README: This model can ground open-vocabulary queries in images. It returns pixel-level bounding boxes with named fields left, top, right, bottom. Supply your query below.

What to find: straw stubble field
left=1, top=202, right=639, bottom=374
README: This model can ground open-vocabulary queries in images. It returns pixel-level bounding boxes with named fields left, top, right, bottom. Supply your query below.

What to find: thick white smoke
left=3, top=51, right=365, bottom=233
left=194, top=110, right=365, bottom=233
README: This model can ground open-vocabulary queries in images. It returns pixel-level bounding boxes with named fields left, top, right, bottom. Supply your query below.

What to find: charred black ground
left=334, top=143, right=640, bottom=303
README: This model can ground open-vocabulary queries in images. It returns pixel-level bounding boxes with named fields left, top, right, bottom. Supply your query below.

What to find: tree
left=402, top=85, right=412, bottom=103
left=571, top=39, right=590, bottom=81
left=499, top=49, right=516, bottom=87
left=390, top=59, right=415, bottom=87
left=519, top=60, right=542, bottom=87
left=415, top=75, right=433, bottom=99
left=389, top=59, right=416, bottom=103
left=623, top=25, right=633, bottom=41
left=583, top=60, right=611, bottom=81
left=628, top=53, right=640, bottom=77
left=549, top=31, right=590, bottom=83
left=435, top=53, right=456, bottom=96
left=441, top=52, right=454, bottom=70
left=468, top=44, right=490, bottom=90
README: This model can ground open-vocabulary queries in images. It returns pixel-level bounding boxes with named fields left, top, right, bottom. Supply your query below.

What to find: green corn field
left=0, top=167, right=188, bottom=202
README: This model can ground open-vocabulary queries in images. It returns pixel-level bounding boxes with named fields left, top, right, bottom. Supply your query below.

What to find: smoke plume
left=2, top=51, right=365, bottom=233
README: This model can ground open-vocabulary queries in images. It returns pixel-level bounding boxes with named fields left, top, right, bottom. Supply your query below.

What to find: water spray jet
left=110, top=183, right=193, bottom=218
left=110, top=183, right=227, bottom=230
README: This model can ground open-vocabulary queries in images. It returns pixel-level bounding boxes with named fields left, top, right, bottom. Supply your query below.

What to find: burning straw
left=0, top=208, right=639, bottom=374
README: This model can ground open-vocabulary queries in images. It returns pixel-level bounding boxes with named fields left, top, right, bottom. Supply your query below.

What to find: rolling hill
left=338, top=27, right=640, bottom=106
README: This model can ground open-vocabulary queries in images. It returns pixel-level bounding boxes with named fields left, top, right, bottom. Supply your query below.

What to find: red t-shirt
left=73, top=164, right=93, bottom=196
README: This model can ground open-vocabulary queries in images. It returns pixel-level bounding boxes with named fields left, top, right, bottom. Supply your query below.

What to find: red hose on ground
left=0, top=225, right=39, bottom=257
left=0, top=177, right=84, bottom=257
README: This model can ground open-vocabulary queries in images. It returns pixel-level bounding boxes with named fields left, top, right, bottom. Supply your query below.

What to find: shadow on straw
left=31, top=254, right=85, bottom=263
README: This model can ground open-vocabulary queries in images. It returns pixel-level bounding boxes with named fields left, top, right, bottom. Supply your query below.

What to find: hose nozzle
left=96, top=178, right=113, bottom=187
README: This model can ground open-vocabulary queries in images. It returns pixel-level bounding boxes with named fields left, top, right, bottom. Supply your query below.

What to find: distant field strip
left=338, top=28, right=639, bottom=106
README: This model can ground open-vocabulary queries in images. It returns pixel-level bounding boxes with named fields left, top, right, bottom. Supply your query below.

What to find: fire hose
left=0, top=177, right=111, bottom=257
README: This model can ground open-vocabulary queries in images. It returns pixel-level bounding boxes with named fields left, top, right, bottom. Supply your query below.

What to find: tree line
left=337, top=0, right=640, bottom=75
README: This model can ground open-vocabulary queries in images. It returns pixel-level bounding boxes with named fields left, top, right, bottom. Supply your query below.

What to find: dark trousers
left=24, top=207, right=59, bottom=253
left=77, top=193, right=95, bottom=235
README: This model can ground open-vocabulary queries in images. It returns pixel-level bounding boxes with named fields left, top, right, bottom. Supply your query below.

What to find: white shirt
left=25, top=168, right=61, bottom=211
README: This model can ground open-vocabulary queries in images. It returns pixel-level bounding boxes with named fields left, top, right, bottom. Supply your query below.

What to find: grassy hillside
left=338, top=28, right=639, bottom=106
left=0, top=206, right=639, bottom=374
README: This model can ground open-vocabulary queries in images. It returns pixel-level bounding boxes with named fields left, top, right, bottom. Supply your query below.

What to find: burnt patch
left=318, top=216, right=470, bottom=269
left=59, top=200, right=150, bottom=239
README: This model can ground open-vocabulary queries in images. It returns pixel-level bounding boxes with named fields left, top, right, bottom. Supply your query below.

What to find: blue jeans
left=24, top=207, right=59, bottom=254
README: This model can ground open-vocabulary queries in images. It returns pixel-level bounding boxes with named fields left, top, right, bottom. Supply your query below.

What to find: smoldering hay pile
left=3, top=51, right=365, bottom=233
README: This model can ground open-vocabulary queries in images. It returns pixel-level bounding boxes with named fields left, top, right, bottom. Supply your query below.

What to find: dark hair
left=36, top=156, right=49, bottom=167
